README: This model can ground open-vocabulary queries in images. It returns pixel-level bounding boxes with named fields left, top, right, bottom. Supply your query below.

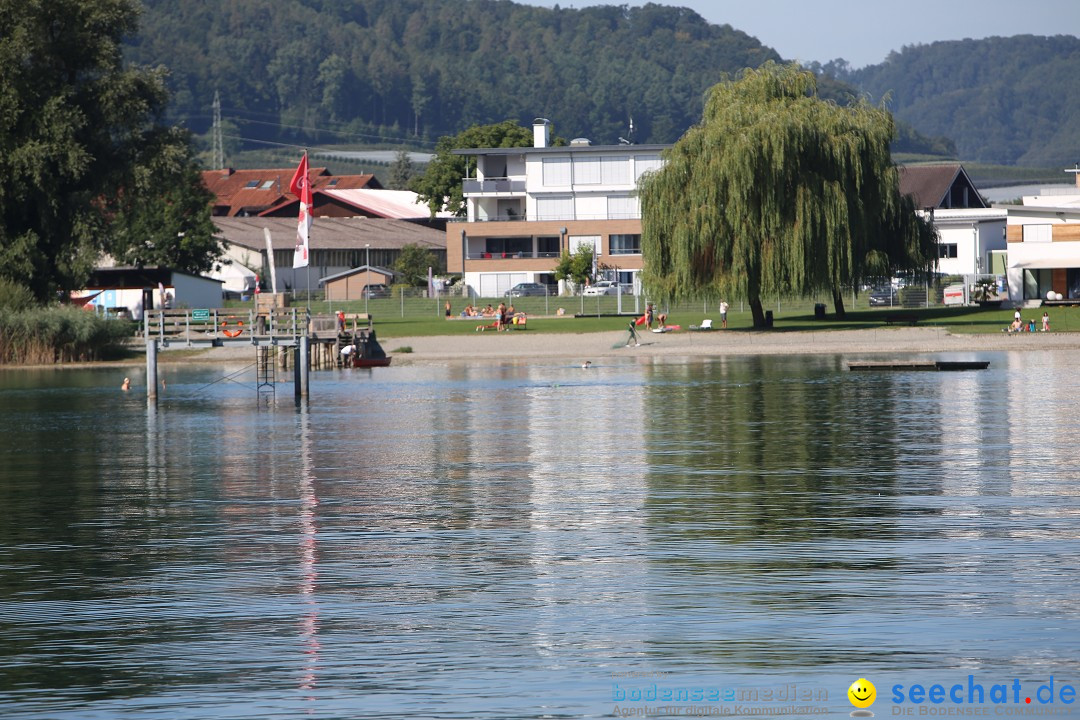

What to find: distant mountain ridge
left=128, top=0, right=779, bottom=146
left=127, top=1, right=1069, bottom=166
left=842, top=34, right=1080, bottom=167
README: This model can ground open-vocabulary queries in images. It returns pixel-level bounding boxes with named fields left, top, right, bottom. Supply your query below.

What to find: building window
left=574, top=156, right=601, bottom=184
left=537, top=236, right=560, bottom=257
left=610, top=234, right=641, bottom=255
left=601, top=156, right=631, bottom=185
left=607, top=196, right=639, bottom=219
left=535, top=196, right=573, bottom=221
left=542, top=157, right=571, bottom=186
left=634, top=154, right=662, bottom=180
left=938, top=243, right=958, bottom=259
left=485, top=237, right=532, bottom=257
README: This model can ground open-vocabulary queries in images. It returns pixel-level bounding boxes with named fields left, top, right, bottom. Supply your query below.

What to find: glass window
left=537, top=236, right=560, bottom=257
left=542, top=157, right=571, bottom=186
left=535, top=196, right=573, bottom=221
left=607, top=196, right=639, bottom=219
left=484, top=238, right=532, bottom=257
left=610, top=234, right=641, bottom=255
left=938, top=243, right=958, bottom=259
left=574, top=156, right=601, bottom=184
left=601, top=156, right=631, bottom=185
left=634, top=154, right=662, bottom=180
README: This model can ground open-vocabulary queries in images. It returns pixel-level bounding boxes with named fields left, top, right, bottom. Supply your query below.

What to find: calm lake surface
left=2, top=351, right=1079, bottom=719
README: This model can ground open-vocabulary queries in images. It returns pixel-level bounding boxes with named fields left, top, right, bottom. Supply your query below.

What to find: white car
left=583, top=280, right=623, bottom=296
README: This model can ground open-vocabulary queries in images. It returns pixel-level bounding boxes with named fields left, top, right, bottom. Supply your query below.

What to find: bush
left=0, top=277, right=36, bottom=311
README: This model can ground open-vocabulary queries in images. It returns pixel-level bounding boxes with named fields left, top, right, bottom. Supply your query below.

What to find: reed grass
left=0, top=306, right=135, bottom=364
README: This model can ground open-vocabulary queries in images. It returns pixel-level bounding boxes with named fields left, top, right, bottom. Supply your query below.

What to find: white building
left=448, top=119, right=668, bottom=297
left=1001, top=168, right=1080, bottom=303
left=922, top=208, right=1007, bottom=277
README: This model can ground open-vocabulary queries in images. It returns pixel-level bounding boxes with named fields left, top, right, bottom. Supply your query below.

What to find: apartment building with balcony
left=447, top=119, right=668, bottom=297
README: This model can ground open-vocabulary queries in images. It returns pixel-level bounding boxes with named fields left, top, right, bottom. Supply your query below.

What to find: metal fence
left=243, top=277, right=1006, bottom=321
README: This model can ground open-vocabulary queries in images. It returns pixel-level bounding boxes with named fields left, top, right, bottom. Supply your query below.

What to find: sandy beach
left=157, top=326, right=1080, bottom=367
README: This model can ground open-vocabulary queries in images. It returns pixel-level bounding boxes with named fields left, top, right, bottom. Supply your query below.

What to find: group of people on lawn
left=461, top=302, right=525, bottom=331
left=1007, top=309, right=1050, bottom=333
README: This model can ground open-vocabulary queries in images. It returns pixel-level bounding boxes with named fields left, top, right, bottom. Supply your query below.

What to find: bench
left=884, top=314, right=919, bottom=326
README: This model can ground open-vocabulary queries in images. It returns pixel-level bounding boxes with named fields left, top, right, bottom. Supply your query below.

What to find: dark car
left=362, top=284, right=391, bottom=299
left=868, top=288, right=899, bottom=307
left=508, top=282, right=548, bottom=297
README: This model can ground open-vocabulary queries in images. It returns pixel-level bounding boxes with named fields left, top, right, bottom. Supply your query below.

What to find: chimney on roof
left=220, top=168, right=233, bottom=177
left=533, top=118, right=550, bottom=149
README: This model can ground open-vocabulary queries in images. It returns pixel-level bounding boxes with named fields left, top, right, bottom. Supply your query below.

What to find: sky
left=517, top=0, right=1079, bottom=68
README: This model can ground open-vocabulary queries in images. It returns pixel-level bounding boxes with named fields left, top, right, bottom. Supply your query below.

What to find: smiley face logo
left=848, top=678, right=876, bottom=709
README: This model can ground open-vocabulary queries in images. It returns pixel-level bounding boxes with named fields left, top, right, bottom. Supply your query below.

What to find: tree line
left=129, top=0, right=953, bottom=158
left=1, top=0, right=221, bottom=304
left=822, top=34, right=1080, bottom=167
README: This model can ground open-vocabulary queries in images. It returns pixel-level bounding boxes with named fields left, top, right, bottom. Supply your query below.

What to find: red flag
left=290, top=154, right=312, bottom=268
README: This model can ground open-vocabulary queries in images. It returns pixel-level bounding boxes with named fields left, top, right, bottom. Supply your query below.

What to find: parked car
left=583, top=280, right=623, bottom=296
left=362, top=284, right=391, bottom=299
left=508, top=282, right=548, bottom=297
left=868, top=288, right=899, bottom=306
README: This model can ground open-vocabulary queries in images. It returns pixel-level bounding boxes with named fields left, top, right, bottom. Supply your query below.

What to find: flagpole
left=305, top=148, right=311, bottom=312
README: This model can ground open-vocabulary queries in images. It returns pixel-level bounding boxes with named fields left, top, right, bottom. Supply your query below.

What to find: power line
left=229, top=116, right=438, bottom=147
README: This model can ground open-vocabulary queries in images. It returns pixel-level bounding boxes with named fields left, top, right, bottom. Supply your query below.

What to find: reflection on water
left=1, top=352, right=1079, bottom=719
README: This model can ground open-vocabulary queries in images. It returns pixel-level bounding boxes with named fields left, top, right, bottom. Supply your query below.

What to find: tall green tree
left=107, top=127, right=222, bottom=271
left=410, top=120, right=533, bottom=217
left=388, top=150, right=415, bottom=190
left=640, top=62, right=937, bottom=327
left=393, top=243, right=438, bottom=286
left=553, top=246, right=595, bottom=287
left=0, top=0, right=219, bottom=301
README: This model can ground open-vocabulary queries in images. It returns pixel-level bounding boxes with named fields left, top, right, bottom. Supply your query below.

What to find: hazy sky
left=517, top=0, right=1079, bottom=68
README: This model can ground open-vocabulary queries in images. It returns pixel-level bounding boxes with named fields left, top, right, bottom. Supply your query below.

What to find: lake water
left=2, top=352, right=1080, bottom=719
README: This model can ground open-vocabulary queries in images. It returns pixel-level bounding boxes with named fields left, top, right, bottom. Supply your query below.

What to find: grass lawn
left=227, top=297, right=1078, bottom=338
left=367, top=304, right=1080, bottom=339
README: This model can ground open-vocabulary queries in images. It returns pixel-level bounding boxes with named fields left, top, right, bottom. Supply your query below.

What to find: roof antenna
left=618, top=115, right=635, bottom=145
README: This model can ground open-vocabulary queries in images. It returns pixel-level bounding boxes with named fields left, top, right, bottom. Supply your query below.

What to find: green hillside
left=846, top=35, right=1080, bottom=167
left=128, top=0, right=779, bottom=147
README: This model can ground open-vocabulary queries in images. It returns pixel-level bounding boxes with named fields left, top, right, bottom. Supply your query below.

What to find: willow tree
left=639, top=62, right=937, bottom=327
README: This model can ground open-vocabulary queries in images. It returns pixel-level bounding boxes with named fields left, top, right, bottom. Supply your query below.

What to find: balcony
left=466, top=251, right=561, bottom=260
left=463, top=177, right=526, bottom=194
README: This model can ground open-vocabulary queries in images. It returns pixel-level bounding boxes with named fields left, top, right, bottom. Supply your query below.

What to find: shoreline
left=382, top=326, right=1080, bottom=366
left=5, top=327, right=1076, bottom=371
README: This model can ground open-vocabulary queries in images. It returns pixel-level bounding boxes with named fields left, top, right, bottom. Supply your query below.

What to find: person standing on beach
left=1043, top=312, right=1050, bottom=332
left=645, top=303, right=654, bottom=330
left=625, top=321, right=641, bottom=347
left=719, top=300, right=730, bottom=328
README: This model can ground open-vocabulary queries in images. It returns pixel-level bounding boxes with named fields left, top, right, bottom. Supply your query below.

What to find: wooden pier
left=847, top=360, right=990, bottom=372
left=142, top=308, right=386, bottom=401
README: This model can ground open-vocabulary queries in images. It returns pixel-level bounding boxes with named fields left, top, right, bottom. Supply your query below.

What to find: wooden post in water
left=298, top=335, right=310, bottom=398
left=146, top=339, right=158, bottom=402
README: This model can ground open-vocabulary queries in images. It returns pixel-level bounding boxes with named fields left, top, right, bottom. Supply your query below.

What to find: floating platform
left=847, top=360, right=990, bottom=372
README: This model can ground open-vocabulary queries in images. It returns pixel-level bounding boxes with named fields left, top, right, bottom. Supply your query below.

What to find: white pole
left=264, top=228, right=278, bottom=294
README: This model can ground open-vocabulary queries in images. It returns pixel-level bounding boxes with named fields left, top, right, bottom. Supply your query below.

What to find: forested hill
left=843, top=35, right=1080, bottom=167
left=127, top=0, right=781, bottom=147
